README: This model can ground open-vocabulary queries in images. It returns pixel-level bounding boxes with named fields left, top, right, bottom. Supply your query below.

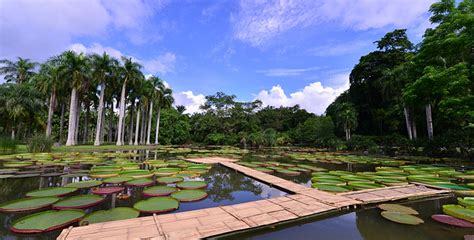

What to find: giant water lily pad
left=65, top=180, right=102, bottom=189
left=171, top=190, right=208, bottom=202
left=378, top=204, right=419, bottom=215
left=103, top=177, right=133, bottom=184
left=348, top=182, right=384, bottom=190
left=0, top=197, right=59, bottom=212
left=125, top=178, right=155, bottom=187
left=10, top=209, right=85, bottom=233
left=92, top=187, right=124, bottom=195
left=143, top=186, right=177, bottom=197
left=89, top=171, right=119, bottom=178
left=133, top=197, right=179, bottom=213
left=312, top=184, right=350, bottom=193
left=458, top=197, right=474, bottom=208
left=80, top=207, right=139, bottom=225
left=26, top=187, right=78, bottom=197
left=276, top=169, right=300, bottom=176
left=176, top=181, right=208, bottom=190
left=254, top=167, right=274, bottom=173
left=431, top=214, right=474, bottom=228
left=52, top=195, right=105, bottom=210
left=443, top=204, right=474, bottom=222
left=157, top=176, right=184, bottom=184
left=120, top=170, right=154, bottom=179
left=381, top=211, right=424, bottom=225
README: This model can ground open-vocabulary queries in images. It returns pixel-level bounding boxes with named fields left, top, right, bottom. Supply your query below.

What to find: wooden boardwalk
left=59, top=157, right=451, bottom=240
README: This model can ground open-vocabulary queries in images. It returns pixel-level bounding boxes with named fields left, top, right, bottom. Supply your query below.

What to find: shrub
left=346, top=135, right=379, bottom=154
left=27, top=134, right=54, bottom=153
left=0, top=137, right=17, bottom=154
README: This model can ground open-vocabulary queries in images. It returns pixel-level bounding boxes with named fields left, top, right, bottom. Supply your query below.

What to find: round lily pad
left=348, top=182, right=384, bottom=190
left=378, top=204, right=419, bottom=215
left=103, top=176, right=133, bottom=184
left=92, top=187, right=124, bottom=195
left=458, top=197, right=474, bottom=208
left=154, top=168, right=180, bottom=177
left=52, top=195, right=105, bottom=210
left=125, top=178, right=155, bottom=187
left=171, top=190, right=208, bottom=202
left=80, top=207, right=140, bottom=225
left=176, top=181, right=208, bottom=190
left=157, top=176, right=184, bottom=184
left=0, top=197, right=59, bottom=213
left=26, top=187, right=78, bottom=197
left=143, top=186, right=177, bottom=197
left=10, top=209, right=85, bottom=233
left=381, top=211, right=424, bottom=225
left=65, top=180, right=102, bottom=189
left=431, top=214, right=474, bottom=228
left=443, top=204, right=474, bottom=222
left=276, top=169, right=300, bottom=176
left=133, top=197, right=179, bottom=213
left=89, top=171, right=119, bottom=178
left=120, top=170, right=154, bottom=179
left=255, top=167, right=274, bottom=173
left=312, top=184, right=350, bottom=193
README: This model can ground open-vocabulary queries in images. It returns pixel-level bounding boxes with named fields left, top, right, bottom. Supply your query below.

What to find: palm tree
left=155, top=87, right=174, bottom=144
left=116, top=57, right=143, bottom=145
left=34, top=58, right=65, bottom=138
left=145, top=76, right=162, bottom=145
left=61, top=51, right=89, bottom=146
left=336, top=102, right=358, bottom=140
left=90, top=52, right=118, bottom=146
left=0, top=57, right=38, bottom=84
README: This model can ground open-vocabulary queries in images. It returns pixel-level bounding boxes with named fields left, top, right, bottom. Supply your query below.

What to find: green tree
left=0, top=57, right=38, bottom=84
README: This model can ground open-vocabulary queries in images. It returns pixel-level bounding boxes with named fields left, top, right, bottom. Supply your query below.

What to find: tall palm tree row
left=0, top=51, right=175, bottom=146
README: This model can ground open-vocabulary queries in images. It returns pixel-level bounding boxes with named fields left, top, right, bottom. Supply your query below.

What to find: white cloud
left=308, top=40, right=371, bottom=57
left=256, top=66, right=322, bottom=77
left=255, top=72, right=349, bottom=114
left=0, top=0, right=167, bottom=61
left=70, top=43, right=176, bottom=75
left=232, top=0, right=435, bottom=47
left=173, top=91, right=206, bottom=114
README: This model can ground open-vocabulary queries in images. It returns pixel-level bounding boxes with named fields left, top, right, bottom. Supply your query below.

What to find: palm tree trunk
left=74, top=99, right=81, bottom=144
left=116, top=81, right=127, bottom=145
left=108, top=102, right=113, bottom=143
left=403, top=107, right=413, bottom=140
left=412, top=117, right=417, bottom=139
left=46, top=89, right=56, bottom=137
left=344, top=125, right=349, bottom=140
left=94, top=83, right=106, bottom=146
left=59, top=103, right=65, bottom=144
left=128, top=101, right=135, bottom=145
left=146, top=101, right=153, bottom=145
left=83, top=103, right=90, bottom=144
left=154, top=106, right=161, bottom=145
left=11, top=128, right=15, bottom=140
left=134, top=104, right=141, bottom=145
left=425, top=103, right=433, bottom=140
left=140, top=105, right=147, bottom=145
left=66, top=87, right=78, bottom=146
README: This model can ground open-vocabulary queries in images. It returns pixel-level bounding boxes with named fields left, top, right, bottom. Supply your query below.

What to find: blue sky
left=0, top=0, right=436, bottom=114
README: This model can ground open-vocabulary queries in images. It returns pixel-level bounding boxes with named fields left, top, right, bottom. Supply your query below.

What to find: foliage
left=27, top=134, right=54, bottom=153
left=0, top=136, right=17, bottom=154
left=346, top=135, right=379, bottom=154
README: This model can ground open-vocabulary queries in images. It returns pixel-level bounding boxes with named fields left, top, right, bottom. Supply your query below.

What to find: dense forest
left=0, top=0, right=472, bottom=158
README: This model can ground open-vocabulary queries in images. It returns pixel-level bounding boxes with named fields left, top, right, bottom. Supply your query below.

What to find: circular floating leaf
left=0, top=174, right=14, bottom=179
left=65, top=180, right=102, bottom=189
left=443, top=204, right=474, bottom=222
left=171, top=190, right=208, bottom=202
left=26, top=187, right=78, bottom=197
left=276, top=169, right=300, bottom=176
left=0, top=197, right=59, bottom=213
left=89, top=171, right=119, bottom=178
left=80, top=207, right=139, bottom=225
left=157, top=176, right=183, bottom=184
left=348, top=182, right=384, bottom=190
left=176, top=181, right=208, bottom=190
left=431, top=214, right=474, bottom=228
left=255, top=167, right=274, bottom=173
left=92, top=187, right=124, bottom=195
left=378, top=204, right=419, bottom=215
left=133, top=197, right=179, bottom=213
left=52, top=195, right=105, bottom=210
left=11, top=209, right=85, bottom=233
left=103, top=177, right=133, bottom=184
left=143, top=186, right=177, bottom=197
left=312, top=184, right=350, bottom=193
left=125, top=178, right=155, bottom=187
left=458, top=197, right=474, bottom=208
left=11, top=173, right=40, bottom=178
left=381, top=211, right=424, bottom=225
left=120, top=170, right=154, bottom=179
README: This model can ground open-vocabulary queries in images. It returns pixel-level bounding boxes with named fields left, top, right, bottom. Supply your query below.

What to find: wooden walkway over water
left=59, top=157, right=451, bottom=240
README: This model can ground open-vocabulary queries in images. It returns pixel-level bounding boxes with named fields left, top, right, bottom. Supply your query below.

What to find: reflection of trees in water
left=201, top=166, right=263, bottom=202
left=355, top=198, right=471, bottom=240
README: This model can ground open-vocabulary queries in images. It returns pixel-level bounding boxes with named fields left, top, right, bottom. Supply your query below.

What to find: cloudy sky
left=0, top=0, right=435, bottom=114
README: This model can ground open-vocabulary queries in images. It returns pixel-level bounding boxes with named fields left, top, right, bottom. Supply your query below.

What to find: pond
left=0, top=152, right=288, bottom=239
left=216, top=196, right=473, bottom=240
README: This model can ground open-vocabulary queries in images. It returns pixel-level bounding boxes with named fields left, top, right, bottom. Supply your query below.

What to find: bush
left=0, top=137, right=17, bottom=154
left=27, top=134, right=54, bottom=153
left=346, top=135, right=379, bottom=154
